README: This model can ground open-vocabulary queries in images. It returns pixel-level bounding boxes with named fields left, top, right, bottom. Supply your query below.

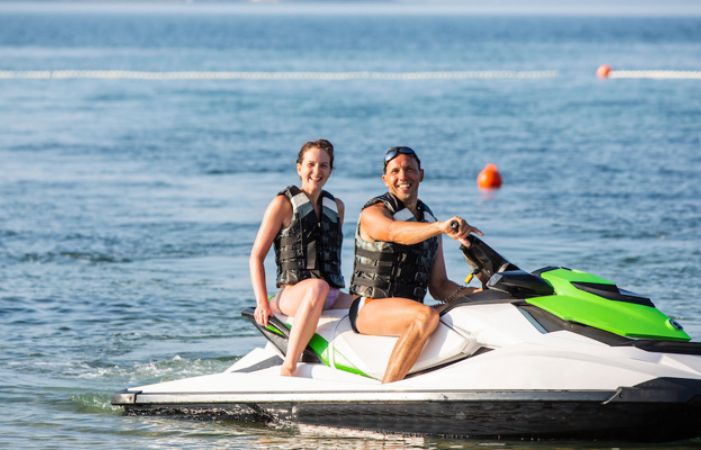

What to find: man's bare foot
left=280, top=363, right=296, bottom=377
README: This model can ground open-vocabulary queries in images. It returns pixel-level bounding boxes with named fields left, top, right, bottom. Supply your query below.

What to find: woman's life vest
left=349, top=193, right=438, bottom=302
left=273, top=186, right=345, bottom=288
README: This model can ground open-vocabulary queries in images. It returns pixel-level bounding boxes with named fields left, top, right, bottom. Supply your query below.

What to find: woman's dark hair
left=297, top=139, right=334, bottom=170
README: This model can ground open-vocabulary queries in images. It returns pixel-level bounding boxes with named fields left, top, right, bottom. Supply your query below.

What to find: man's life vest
left=349, top=193, right=438, bottom=302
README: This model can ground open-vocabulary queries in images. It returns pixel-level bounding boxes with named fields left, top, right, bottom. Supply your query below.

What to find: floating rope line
left=0, top=70, right=559, bottom=81
left=609, top=70, right=701, bottom=80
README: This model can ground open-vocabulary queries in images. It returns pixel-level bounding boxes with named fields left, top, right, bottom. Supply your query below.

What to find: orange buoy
left=477, top=163, right=502, bottom=189
left=597, top=64, right=612, bottom=79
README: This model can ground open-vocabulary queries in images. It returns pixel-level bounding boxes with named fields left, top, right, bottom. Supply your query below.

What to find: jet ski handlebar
left=459, top=234, right=520, bottom=284
left=450, top=222, right=546, bottom=296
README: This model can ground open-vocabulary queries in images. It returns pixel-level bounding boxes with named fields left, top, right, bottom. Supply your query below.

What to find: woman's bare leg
left=354, top=298, right=439, bottom=383
left=276, top=278, right=329, bottom=376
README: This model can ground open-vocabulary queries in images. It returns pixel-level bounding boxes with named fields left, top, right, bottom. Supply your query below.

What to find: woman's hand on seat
left=254, top=301, right=273, bottom=327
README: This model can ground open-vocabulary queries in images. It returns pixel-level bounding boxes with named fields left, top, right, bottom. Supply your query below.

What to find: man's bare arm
left=360, top=203, right=449, bottom=245
left=428, top=239, right=480, bottom=302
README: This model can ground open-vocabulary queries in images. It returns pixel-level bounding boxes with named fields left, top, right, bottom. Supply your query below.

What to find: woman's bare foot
left=280, top=363, right=296, bottom=377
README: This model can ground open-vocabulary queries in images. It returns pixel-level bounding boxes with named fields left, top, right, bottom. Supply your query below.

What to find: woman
left=249, top=139, right=353, bottom=377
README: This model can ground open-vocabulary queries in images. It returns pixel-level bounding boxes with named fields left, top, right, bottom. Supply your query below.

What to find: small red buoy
left=477, top=163, right=502, bottom=189
left=597, top=64, right=612, bottom=79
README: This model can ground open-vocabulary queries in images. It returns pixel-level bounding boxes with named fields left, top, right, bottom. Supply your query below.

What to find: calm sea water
left=1, top=3, right=701, bottom=449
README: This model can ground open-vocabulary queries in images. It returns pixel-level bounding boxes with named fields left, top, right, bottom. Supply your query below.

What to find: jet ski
left=112, top=236, right=701, bottom=441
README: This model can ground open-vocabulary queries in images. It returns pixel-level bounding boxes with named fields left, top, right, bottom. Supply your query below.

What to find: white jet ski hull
left=113, top=302, right=701, bottom=441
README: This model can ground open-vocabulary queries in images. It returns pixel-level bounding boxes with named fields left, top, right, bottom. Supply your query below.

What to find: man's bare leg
left=354, top=298, right=439, bottom=383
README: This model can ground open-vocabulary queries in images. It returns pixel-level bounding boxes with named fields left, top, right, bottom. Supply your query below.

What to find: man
left=349, top=146, right=482, bottom=383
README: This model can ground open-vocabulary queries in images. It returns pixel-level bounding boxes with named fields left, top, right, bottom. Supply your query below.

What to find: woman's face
left=297, top=146, right=332, bottom=192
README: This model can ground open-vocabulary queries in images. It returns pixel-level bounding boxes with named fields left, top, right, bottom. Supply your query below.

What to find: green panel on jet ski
left=306, top=333, right=370, bottom=377
left=280, top=324, right=370, bottom=378
left=540, top=268, right=615, bottom=285
left=529, top=269, right=690, bottom=341
left=265, top=324, right=285, bottom=336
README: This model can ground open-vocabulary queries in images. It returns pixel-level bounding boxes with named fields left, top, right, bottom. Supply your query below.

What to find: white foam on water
left=70, top=392, right=123, bottom=414
left=73, top=354, right=235, bottom=384
left=6, top=69, right=701, bottom=81
left=296, top=423, right=426, bottom=445
left=610, top=70, right=701, bottom=80
left=0, top=70, right=559, bottom=81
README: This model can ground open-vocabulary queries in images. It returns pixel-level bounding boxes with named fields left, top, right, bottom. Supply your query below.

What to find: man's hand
left=442, top=216, right=483, bottom=246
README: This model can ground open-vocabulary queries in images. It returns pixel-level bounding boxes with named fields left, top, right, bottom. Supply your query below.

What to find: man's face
left=382, top=154, right=423, bottom=204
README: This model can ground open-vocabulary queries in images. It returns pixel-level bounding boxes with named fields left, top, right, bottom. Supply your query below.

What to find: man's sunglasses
left=383, top=146, right=421, bottom=169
